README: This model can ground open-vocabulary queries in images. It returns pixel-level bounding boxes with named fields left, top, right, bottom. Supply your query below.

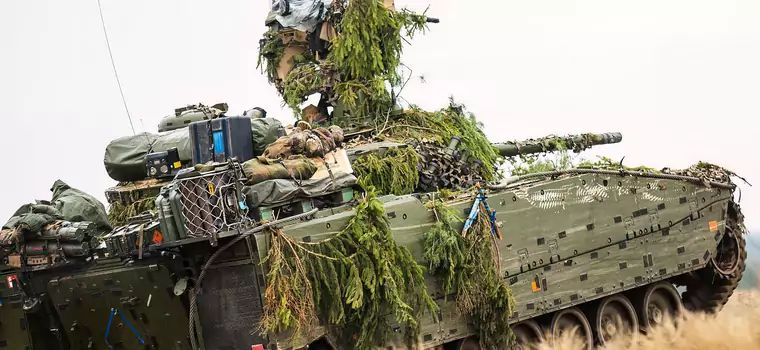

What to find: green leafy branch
left=259, top=180, right=438, bottom=349
left=380, top=98, right=504, bottom=182
left=422, top=193, right=516, bottom=349
left=352, top=146, right=420, bottom=196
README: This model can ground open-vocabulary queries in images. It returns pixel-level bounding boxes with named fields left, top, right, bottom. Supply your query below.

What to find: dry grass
left=532, top=290, right=760, bottom=350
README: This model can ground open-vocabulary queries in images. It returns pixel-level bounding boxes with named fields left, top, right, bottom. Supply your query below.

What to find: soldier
left=301, top=104, right=329, bottom=126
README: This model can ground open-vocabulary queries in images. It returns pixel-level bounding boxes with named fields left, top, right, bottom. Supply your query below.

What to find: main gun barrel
left=492, top=132, right=622, bottom=157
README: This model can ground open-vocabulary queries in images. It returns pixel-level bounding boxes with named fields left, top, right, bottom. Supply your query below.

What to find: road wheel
left=634, top=281, right=683, bottom=332
left=592, top=294, right=639, bottom=346
left=548, top=307, right=593, bottom=350
left=511, top=320, right=543, bottom=350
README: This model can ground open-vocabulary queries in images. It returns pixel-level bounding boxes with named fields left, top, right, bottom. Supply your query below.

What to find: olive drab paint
left=1, top=131, right=748, bottom=350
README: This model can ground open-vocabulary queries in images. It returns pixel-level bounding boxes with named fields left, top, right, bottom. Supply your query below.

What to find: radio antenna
left=96, top=0, right=136, bottom=135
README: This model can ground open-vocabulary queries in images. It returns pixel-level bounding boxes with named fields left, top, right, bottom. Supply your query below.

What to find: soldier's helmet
left=244, top=107, right=268, bottom=119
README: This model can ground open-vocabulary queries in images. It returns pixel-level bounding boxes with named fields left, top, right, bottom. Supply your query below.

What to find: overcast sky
left=0, top=0, right=758, bottom=230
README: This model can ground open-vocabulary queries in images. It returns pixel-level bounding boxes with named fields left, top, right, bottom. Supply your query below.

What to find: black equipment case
left=189, top=116, right=254, bottom=165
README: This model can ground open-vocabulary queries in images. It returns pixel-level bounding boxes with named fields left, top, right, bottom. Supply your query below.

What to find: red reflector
left=252, top=345, right=264, bottom=350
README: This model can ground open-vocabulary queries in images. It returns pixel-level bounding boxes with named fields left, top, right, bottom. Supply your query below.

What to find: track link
left=680, top=200, right=747, bottom=313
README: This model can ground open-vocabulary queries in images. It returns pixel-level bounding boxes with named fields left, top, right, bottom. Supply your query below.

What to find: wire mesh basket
left=174, top=165, right=249, bottom=245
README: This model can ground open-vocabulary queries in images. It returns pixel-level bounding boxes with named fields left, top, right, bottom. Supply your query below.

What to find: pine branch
left=422, top=194, right=516, bottom=349
left=259, top=181, right=438, bottom=349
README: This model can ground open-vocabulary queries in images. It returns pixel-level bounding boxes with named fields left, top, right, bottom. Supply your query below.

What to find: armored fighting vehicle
left=0, top=1, right=750, bottom=350
left=0, top=122, right=748, bottom=350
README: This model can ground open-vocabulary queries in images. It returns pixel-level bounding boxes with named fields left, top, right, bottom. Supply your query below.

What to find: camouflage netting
left=370, top=100, right=503, bottom=191
left=666, top=161, right=750, bottom=186
left=337, top=99, right=503, bottom=196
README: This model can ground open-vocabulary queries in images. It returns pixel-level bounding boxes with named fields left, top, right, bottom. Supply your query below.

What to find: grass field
left=522, top=232, right=760, bottom=349
left=532, top=287, right=760, bottom=349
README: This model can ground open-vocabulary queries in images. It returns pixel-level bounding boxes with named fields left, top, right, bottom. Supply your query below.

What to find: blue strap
left=116, top=309, right=145, bottom=344
left=104, top=307, right=146, bottom=348
left=461, top=197, right=481, bottom=235
left=104, top=308, right=115, bottom=340
left=460, top=187, right=502, bottom=240
left=104, top=308, right=115, bottom=345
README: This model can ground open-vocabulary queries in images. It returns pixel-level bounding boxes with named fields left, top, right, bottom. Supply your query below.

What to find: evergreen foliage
left=577, top=155, right=660, bottom=173
left=352, top=146, right=420, bottom=196
left=423, top=193, right=516, bottom=349
left=506, top=141, right=574, bottom=176
left=378, top=98, right=503, bottom=182
left=258, top=180, right=438, bottom=349
left=422, top=198, right=466, bottom=296
left=505, top=144, right=659, bottom=177
left=257, top=1, right=500, bottom=193
left=107, top=197, right=156, bottom=227
left=350, top=97, right=503, bottom=195
left=256, top=0, right=428, bottom=122
left=329, top=2, right=426, bottom=86
left=280, top=61, right=334, bottom=116
left=257, top=29, right=287, bottom=86
left=328, top=1, right=427, bottom=120
left=256, top=3, right=514, bottom=347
